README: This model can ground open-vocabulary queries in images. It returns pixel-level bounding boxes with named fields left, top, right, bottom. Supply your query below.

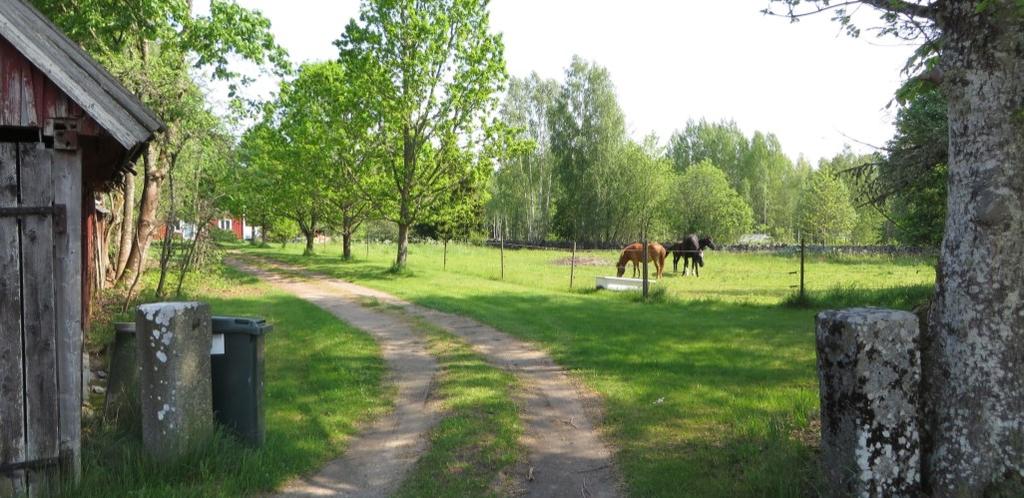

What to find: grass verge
left=65, top=262, right=389, bottom=497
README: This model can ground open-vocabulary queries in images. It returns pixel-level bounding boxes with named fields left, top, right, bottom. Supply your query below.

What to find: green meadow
left=240, top=241, right=935, bottom=497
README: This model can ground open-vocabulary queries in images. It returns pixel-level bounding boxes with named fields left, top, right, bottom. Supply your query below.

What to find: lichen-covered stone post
left=136, top=302, right=213, bottom=460
left=816, top=308, right=920, bottom=497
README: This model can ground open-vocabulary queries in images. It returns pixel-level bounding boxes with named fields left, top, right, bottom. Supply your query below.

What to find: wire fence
left=325, top=236, right=933, bottom=303
left=484, top=239, right=936, bottom=257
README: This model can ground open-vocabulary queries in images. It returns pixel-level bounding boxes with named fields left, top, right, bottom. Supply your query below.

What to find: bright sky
left=199, top=0, right=920, bottom=163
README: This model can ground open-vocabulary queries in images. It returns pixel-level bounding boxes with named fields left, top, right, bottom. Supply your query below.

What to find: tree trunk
left=395, top=222, right=410, bottom=268
left=923, top=3, right=1024, bottom=494
left=113, top=172, right=135, bottom=282
left=341, top=211, right=355, bottom=260
left=155, top=172, right=176, bottom=299
left=119, top=148, right=164, bottom=286
left=303, top=230, right=315, bottom=256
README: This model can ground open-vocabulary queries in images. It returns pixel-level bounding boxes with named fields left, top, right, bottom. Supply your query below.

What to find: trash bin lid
left=211, top=316, right=273, bottom=336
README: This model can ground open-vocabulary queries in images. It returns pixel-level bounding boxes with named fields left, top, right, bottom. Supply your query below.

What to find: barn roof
left=0, top=0, right=164, bottom=153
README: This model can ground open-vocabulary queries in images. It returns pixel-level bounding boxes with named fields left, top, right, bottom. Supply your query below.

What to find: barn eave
left=0, top=0, right=165, bottom=156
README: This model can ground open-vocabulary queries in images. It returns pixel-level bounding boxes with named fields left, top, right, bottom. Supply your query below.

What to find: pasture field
left=240, top=241, right=935, bottom=497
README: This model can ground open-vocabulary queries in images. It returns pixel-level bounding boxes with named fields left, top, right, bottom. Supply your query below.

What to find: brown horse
left=616, top=242, right=666, bottom=279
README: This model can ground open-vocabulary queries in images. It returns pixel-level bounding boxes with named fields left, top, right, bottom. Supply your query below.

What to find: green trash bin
left=211, top=316, right=272, bottom=447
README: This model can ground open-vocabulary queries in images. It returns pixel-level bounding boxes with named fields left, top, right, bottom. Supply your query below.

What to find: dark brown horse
left=666, top=235, right=716, bottom=276
left=616, top=242, right=666, bottom=279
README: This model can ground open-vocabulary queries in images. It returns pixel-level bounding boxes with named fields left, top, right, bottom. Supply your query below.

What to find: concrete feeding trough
left=595, top=276, right=657, bottom=291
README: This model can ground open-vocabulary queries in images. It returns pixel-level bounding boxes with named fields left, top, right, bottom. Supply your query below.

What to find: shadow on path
left=233, top=256, right=623, bottom=498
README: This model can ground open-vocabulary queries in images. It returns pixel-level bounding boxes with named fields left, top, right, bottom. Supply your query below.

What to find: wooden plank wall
left=53, top=147, right=82, bottom=480
left=0, top=143, right=25, bottom=495
left=18, top=143, right=60, bottom=494
left=0, top=37, right=101, bottom=134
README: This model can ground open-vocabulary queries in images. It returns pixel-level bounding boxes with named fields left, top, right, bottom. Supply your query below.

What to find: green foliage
left=673, top=161, right=754, bottom=244
left=891, top=163, right=947, bottom=247
left=668, top=119, right=806, bottom=242
left=336, top=0, right=509, bottom=266
left=237, top=102, right=333, bottom=252
left=414, top=175, right=489, bottom=241
left=798, top=169, right=858, bottom=244
left=33, top=0, right=289, bottom=115
left=489, top=74, right=561, bottom=242
left=619, top=137, right=675, bottom=241
left=818, top=150, right=889, bottom=245
left=209, top=227, right=237, bottom=243
left=668, top=119, right=749, bottom=179
left=548, top=56, right=636, bottom=243
left=266, top=218, right=300, bottom=246
left=879, top=88, right=949, bottom=246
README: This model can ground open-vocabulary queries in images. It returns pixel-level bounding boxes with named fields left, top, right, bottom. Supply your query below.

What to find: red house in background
left=212, top=216, right=245, bottom=239
left=156, top=216, right=255, bottom=241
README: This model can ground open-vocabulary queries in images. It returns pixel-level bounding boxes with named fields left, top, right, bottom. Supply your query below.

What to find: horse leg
left=672, top=252, right=680, bottom=273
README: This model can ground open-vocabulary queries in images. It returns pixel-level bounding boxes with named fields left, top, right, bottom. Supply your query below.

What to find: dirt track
left=230, top=257, right=621, bottom=498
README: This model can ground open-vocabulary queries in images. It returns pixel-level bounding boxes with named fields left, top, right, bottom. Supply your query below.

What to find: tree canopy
left=335, top=0, right=508, bottom=267
left=673, top=161, right=754, bottom=244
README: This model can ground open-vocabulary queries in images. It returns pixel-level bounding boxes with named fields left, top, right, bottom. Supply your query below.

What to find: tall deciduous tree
left=282, top=62, right=371, bottom=260
left=797, top=168, right=858, bottom=244
left=336, top=0, right=508, bottom=268
left=33, top=0, right=289, bottom=286
left=240, top=98, right=337, bottom=256
left=549, top=56, right=628, bottom=243
left=744, top=131, right=793, bottom=232
left=819, top=150, right=888, bottom=244
left=673, top=161, right=753, bottom=244
left=667, top=119, right=749, bottom=180
left=769, top=1, right=1024, bottom=492
left=668, top=119, right=801, bottom=240
left=489, top=74, right=560, bottom=242
left=619, top=137, right=674, bottom=242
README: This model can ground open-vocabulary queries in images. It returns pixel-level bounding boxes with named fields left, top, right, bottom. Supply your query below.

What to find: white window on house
left=219, top=219, right=232, bottom=231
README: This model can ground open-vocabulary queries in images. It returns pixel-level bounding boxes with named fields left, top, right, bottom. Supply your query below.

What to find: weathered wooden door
left=0, top=141, right=82, bottom=496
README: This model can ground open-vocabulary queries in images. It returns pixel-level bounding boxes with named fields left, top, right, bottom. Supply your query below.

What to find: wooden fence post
left=570, top=240, right=577, bottom=289
left=800, top=237, right=806, bottom=302
left=443, top=239, right=448, bottom=271
left=642, top=237, right=649, bottom=298
left=499, top=227, right=505, bottom=281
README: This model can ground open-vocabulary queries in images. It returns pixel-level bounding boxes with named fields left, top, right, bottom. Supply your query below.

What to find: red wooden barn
left=0, top=0, right=163, bottom=493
